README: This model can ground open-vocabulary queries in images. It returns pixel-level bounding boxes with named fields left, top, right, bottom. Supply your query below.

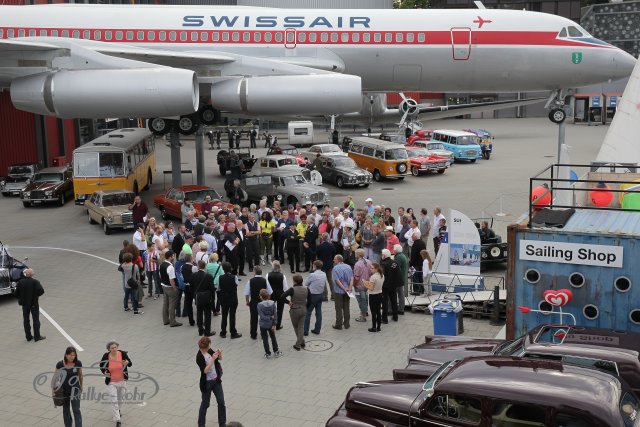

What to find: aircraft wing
left=415, top=97, right=546, bottom=120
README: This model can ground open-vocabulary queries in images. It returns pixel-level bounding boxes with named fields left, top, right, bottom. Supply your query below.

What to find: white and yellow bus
left=73, top=128, right=156, bottom=204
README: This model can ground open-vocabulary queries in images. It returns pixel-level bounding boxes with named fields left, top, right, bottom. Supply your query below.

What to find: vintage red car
left=405, top=145, right=449, bottom=176
left=407, top=129, right=433, bottom=144
left=328, top=356, right=639, bottom=427
left=153, top=185, right=233, bottom=220
left=267, top=144, right=307, bottom=166
left=393, top=324, right=640, bottom=396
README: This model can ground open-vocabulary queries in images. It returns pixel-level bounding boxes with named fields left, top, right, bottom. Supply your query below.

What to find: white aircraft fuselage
left=0, top=5, right=634, bottom=92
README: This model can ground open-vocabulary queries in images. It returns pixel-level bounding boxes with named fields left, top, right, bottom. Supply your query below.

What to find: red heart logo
left=543, top=289, right=573, bottom=307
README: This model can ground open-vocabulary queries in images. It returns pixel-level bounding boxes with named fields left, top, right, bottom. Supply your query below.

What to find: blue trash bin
left=430, top=297, right=463, bottom=336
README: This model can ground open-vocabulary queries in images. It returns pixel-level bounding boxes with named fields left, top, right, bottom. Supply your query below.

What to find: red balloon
left=590, top=186, right=613, bottom=207
left=531, top=185, right=551, bottom=209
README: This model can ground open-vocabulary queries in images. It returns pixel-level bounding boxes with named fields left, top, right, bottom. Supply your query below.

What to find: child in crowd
left=257, top=289, right=282, bottom=359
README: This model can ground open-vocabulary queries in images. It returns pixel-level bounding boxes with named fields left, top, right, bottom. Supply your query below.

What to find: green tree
left=394, top=0, right=430, bottom=9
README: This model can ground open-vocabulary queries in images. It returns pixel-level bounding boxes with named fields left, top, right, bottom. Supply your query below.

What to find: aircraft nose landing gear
left=546, top=89, right=570, bottom=124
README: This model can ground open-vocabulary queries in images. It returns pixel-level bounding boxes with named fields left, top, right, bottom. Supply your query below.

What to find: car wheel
left=373, top=169, right=382, bottom=182
left=143, top=169, right=152, bottom=190
left=160, top=207, right=169, bottom=220
left=88, top=210, right=96, bottom=224
left=219, top=166, right=226, bottom=176
left=438, top=169, right=446, bottom=174
left=22, top=201, right=31, bottom=208
left=470, top=159, right=477, bottom=163
left=103, top=221, right=111, bottom=235
left=287, top=196, right=298, bottom=206
left=336, top=177, right=344, bottom=188
left=411, top=166, right=420, bottom=177
left=133, top=181, right=139, bottom=195
left=58, top=193, right=65, bottom=206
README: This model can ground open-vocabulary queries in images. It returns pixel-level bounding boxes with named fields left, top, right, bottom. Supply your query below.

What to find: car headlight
left=276, top=195, right=283, bottom=201
left=107, top=213, right=114, bottom=223
left=45, top=190, right=53, bottom=196
left=0, top=180, right=5, bottom=187
left=23, top=191, right=30, bottom=198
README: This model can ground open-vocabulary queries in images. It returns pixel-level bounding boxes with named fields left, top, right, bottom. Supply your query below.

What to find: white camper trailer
left=288, top=121, right=314, bottom=147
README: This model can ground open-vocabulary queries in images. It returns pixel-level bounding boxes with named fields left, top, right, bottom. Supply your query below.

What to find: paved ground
left=0, top=117, right=607, bottom=426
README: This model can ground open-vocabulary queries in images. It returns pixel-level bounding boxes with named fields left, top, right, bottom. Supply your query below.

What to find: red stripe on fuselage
left=0, top=27, right=611, bottom=48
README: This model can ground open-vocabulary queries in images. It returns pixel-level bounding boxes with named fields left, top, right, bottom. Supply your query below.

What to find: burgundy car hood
left=345, top=380, right=423, bottom=421
left=409, top=336, right=503, bottom=366
left=23, top=181, right=61, bottom=192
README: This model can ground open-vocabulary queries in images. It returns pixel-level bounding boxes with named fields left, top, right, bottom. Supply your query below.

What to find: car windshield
left=8, top=166, right=32, bottom=175
left=185, top=189, right=222, bottom=202
left=276, top=158, right=297, bottom=167
left=423, top=360, right=456, bottom=394
left=493, top=337, right=525, bottom=356
left=458, top=135, right=480, bottom=146
left=5, top=176, right=28, bottom=183
left=385, top=148, right=408, bottom=160
left=281, top=175, right=306, bottom=186
left=427, top=143, right=445, bottom=150
left=101, top=192, right=135, bottom=207
left=408, top=148, right=429, bottom=157
left=282, top=148, right=298, bottom=155
left=74, top=152, right=125, bottom=177
left=332, top=157, right=358, bottom=168
left=324, top=145, right=341, bottom=153
left=34, top=173, right=63, bottom=182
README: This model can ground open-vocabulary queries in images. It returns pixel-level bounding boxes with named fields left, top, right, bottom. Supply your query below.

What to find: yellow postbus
left=73, top=128, right=156, bottom=204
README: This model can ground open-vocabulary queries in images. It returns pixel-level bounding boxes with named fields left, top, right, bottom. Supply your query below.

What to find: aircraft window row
left=1, top=28, right=428, bottom=44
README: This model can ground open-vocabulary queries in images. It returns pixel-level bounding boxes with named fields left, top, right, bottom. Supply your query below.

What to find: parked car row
left=327, top=324, right=640, bottom=426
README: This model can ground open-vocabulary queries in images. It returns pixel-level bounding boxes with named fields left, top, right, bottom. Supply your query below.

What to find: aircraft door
left=450, top=27, right=471, bottom=60
left=284, top=28, right=297, bottom=49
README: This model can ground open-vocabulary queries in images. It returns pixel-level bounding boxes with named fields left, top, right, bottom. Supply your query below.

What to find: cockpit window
left=558, top=28, right=567, bottom=38
left=568, top=26, right=583, bottom=37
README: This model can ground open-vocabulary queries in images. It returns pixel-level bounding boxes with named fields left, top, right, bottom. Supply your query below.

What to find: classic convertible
left=153, top=185, right=233, bottom=220
left=328, top=356, right=638, bottom=427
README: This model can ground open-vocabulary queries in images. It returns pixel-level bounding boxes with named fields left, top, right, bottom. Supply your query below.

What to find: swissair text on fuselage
left=182, top=15, right=371, bottom=29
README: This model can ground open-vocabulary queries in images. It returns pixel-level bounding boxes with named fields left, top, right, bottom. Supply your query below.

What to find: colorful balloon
left=590, top=183, right=613, bottom=207
left=531, top=185, right=551, bottom=209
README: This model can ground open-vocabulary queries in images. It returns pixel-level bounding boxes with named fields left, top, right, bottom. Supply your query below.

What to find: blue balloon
left=569, top=170, right=578, bottom=183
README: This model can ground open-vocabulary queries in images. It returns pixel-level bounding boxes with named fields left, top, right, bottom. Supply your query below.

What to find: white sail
left=596, top=56, right=640, bottom=164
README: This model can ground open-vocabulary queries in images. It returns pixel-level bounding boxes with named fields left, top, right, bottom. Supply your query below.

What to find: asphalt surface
left=0, top=117, right=608, bottom=426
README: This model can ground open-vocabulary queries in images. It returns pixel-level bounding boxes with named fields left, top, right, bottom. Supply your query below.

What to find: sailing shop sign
left=519, top=240, right=623, bottom=268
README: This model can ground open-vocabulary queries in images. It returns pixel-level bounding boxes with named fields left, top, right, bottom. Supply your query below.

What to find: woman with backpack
left=196, top=336, right=226, bottom=427
left=53, top=346, right=83, bottom=427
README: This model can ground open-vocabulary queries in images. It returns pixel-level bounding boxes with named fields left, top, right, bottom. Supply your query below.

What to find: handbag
left=52, top=368, right=65, bottom=407
left=127, top=265, right=138, bottom=289
left=355, top=230, right=362, bottom=243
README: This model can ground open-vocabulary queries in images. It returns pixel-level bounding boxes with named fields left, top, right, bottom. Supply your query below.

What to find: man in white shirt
left=405, top=220, right=421, bottom=248
left=432, top=206, right=446, bottom=250
left=395, top=207, right=405, bottom=234
left=159, top=250, right=182, bottom=327
left=132, top=224, right=147, bottom=270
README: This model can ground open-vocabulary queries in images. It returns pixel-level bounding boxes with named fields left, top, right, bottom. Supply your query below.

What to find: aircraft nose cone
left=612, top=49, right=636, bottom=79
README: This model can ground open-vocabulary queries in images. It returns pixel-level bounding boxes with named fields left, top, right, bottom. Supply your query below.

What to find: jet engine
left=10, top=68, right=199, bottom=118
left=211, top=74, right=361, bottom=115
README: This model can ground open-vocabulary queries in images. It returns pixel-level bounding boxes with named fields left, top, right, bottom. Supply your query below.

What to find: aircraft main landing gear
left=147, top=105, right=221, bottom=136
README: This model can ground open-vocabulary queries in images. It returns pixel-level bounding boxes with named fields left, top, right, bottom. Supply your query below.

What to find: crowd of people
left=117, top=195, right=447, bottom=342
